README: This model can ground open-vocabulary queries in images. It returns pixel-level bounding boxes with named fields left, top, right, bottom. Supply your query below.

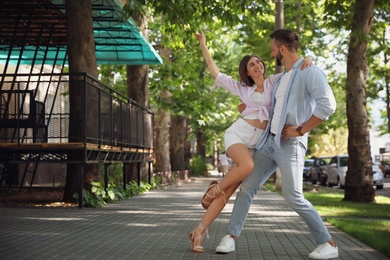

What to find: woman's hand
left=195, top=31, right=207, bottom=46
left=300, top=56, right=312, bottom=70
left=195, top=30, right=220, bottom=78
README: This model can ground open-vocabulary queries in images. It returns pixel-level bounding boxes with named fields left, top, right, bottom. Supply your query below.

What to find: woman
left=189, top=31, right=312, bottom=253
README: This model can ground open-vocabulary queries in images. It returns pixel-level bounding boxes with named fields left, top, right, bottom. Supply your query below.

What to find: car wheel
left=376, top=185, right=384, bottom=190
left=337, top=177, right=342, bottom=188
left=319, top=174, right=326, bottom=185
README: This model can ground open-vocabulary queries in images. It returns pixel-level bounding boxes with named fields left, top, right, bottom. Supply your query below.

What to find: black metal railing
left=0, top=73, right=153, bottom=151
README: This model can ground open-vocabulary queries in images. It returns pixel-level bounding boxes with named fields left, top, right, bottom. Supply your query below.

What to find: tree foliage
left=113, top=1, right=390, bottom=161
left=324, top=0, right=390, bottom=135
left=121, top=1, right=334, bottom=154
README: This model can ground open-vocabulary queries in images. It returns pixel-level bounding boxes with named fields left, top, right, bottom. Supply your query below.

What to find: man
left=215, top=29, right=339, bottom=259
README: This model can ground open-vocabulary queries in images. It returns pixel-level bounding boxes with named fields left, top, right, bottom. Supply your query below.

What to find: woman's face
left=246, top=57, right=264, bottom=79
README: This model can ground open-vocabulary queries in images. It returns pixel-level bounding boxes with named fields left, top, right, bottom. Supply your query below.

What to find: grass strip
left=303, top=187, right=390, bottom=257
left=327, top=218, right=390, bottom=257
left=263, top=181, right=390, bottom=257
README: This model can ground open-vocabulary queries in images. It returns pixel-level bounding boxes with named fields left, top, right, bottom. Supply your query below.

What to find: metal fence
left=0, top=73, right=153, bottom=152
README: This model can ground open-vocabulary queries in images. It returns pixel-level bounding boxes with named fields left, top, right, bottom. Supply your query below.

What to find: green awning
left=0, top=0, right=162, bottom=66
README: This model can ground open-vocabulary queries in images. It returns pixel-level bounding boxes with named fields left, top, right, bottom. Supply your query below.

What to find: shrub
left=73, top=180, right=156, bottom=207
left=190, top=155, right=208, bottom=176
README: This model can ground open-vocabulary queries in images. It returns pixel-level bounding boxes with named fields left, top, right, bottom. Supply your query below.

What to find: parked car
left=327, top=155, right=384, bottom=189
left=326, top=154, right=348, bottom=188
left=372, top=165, right=384, bottom=190
left=303, top=159, right=314, bottom=180
left=310, top=156, right=332, bottom=185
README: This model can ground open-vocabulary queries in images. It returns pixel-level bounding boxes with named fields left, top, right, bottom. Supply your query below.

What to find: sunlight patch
left=250, top=210, right=299, bottom=217
left=23, top=217, right=84, bottom=221
left=126, top=223, right=159, bottom=227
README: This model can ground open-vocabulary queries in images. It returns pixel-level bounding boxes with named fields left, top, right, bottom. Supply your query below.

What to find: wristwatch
left=296, top=126, right=304, bottom=136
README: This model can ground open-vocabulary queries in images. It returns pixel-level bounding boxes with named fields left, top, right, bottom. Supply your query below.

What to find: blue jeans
left=227, top=133, right=331, bottom=244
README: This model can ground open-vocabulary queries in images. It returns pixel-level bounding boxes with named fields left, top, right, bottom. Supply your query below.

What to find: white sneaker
left=215, top=234, right=235, bottom=253
left=308, top=242, right=339, bottom=259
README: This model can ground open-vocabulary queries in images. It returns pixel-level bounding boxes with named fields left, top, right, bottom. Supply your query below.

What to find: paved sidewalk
left=0, top=176, right=388, bottom=260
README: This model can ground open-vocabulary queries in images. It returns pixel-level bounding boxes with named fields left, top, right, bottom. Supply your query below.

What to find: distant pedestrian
left=218, top=151, right=229, bottom=176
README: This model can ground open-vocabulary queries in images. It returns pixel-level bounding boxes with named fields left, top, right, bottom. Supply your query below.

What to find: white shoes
left=215, top=235, right=338, bottom=258
left=215, top=234, right=235, bottom=253
left=308, top=242, right=339, bottom=259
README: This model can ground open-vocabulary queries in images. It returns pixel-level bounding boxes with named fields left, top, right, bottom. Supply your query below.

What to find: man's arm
left=282, top=66, right=336, bottom=140
left=282, top=115, right=323, bottom=140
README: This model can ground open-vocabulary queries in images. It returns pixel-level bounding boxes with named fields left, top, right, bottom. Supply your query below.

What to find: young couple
left=189, top=28, right=339, bottom=260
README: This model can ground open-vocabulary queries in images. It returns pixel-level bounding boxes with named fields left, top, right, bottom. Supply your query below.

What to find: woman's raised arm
left=195, top=31, right=220, bottom=78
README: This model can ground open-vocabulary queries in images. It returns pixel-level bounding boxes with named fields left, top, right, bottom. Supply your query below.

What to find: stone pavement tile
left=0, top=177, right=388, bottom=260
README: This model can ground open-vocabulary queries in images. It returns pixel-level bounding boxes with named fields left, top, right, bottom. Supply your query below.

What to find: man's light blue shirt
left=256, top=57, right=337, bottom=150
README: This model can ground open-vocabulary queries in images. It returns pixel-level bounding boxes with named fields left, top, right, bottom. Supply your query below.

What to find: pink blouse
left=213, top=72, right=282, bottom=123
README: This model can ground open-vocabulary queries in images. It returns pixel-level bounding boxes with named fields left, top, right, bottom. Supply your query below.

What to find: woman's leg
left=202, top=144, right=254, bottom=208
left=220, top=143, right=254, bottom=190
left=191, top=181, right=240, bottom=251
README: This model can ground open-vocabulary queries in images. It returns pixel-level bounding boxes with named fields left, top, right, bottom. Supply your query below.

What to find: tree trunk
left=274, top=0, right=284, bottom=74
left=383, top=30, right=390, bottom=133
left=125, top=13, right=151, bottom=183
left=344, top=0, right=375, bottom=202
left=387, top=70, right=390, bottom=133
left=63, top=0, right=99, bottom=202
left=126, top=11, right=150, bottom=108
left=153, top=47, right=172, bottom=173
left=126, top=63, right=150, bottom=182
left=213, top=141, right=218, bottom=170
left=169, top=115, right=187, bottom=171
left=154, top=99, right=171, bottom=173
left=184, top=126, right=192, bottom=168
left=196, top=127, right=206, bottom=159
left=295, top=1, right=302, bottom=35
left=127, top=65, right=150, bottom=107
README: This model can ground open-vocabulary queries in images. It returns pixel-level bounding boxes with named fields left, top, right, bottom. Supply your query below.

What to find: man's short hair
left=270, top=29, right=299, bottom=51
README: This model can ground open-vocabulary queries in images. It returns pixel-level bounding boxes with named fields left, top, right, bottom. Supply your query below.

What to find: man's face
left=270, top=39, right=283, bottom=66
